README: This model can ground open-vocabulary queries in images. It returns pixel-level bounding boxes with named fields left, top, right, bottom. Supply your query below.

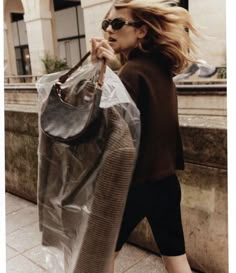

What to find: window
left=15, top=46, right=32, bottom=75
left=179, top=0, right=188, bottom=10
left=55, top=5, right=86, bottom=67
left=53, top=0, right=81, bottom=11
left=170, top=1, right=188, bottom=10
left=11, top=13, right=32, bottom=76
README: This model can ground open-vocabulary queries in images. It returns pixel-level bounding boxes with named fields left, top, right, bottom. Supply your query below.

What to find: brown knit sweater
left=118, top=48, right=184, bottom=185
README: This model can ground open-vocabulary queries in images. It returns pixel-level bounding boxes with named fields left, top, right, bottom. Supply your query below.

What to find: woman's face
left=103, top=7, right=146, bottom=56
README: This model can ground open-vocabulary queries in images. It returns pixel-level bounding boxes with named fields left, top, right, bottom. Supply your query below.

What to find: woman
left=91, top=1, right=197, bottom=272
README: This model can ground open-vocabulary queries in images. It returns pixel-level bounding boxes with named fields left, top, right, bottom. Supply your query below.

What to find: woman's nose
left=105, top=24, right=114, bottom=33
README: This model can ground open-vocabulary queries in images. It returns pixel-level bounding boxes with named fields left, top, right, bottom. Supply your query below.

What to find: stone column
left=4, top=21, right=18, bottom=77
left=21, top=0, right=57, bottom=75
left=80, top=0, right=113, bottom=51
left=4, top=1, right=22, bottom=76
left=4, top=22, right=8, bottom=74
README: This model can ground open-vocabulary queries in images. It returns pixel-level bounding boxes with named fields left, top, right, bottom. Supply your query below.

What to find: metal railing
left=4, top=75, right=42, bottom=84
left=176, top=83, right=226, bottom=95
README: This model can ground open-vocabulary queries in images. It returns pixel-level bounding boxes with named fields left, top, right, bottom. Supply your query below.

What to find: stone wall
left=5, top=111, right=38, bottom=203
left=5, top=87, right=227, bottom=273
left=80, top=0, right=112, bottom=50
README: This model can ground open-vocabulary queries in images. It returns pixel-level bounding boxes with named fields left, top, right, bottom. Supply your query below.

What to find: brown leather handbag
left=40, top=51, right=106, bottom=143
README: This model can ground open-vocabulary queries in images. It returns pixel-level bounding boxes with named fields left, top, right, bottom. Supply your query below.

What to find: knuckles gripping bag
left=36, top=61, right=141, bottom=273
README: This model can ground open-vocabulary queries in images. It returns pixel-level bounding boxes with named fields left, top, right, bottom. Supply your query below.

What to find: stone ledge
left=4, top=88, right=38, bottom=113
left=178, top=93, right=226, bottom=116
left=4, top=86, right=227, bottom=117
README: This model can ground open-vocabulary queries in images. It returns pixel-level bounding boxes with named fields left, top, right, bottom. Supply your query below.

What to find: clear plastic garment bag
left=36, top=62, right=141, bottom=273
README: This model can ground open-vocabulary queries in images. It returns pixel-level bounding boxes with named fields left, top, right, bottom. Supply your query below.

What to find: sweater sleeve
left=118, top=63, right=141, bottom=105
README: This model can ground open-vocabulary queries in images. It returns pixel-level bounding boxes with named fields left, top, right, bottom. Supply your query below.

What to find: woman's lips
left=108, top=37, right=117, bottom=42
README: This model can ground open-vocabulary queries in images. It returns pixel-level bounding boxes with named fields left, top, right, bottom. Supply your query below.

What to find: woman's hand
left=90, top=38, right=117, bottom=64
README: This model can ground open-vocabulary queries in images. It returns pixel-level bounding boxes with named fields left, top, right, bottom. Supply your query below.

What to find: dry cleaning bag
left=36, top=60, right=141, bottom=273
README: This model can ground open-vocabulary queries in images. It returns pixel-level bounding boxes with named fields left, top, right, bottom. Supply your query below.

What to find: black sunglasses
left=101, top=17, right=143, bottom=31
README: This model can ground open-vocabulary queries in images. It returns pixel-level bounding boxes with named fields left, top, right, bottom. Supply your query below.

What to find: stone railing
left=4, top=84, right=227, bottom=273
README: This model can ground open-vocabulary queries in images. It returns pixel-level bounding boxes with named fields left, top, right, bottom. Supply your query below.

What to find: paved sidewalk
left=6, top=192, right=196, bottom=273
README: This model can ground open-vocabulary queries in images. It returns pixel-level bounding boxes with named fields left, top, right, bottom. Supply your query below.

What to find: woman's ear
left=137, top=24, right=148, bottom=39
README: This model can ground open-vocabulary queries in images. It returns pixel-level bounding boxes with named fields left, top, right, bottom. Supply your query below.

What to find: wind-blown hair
left=111, top=0, right=198, bottom=74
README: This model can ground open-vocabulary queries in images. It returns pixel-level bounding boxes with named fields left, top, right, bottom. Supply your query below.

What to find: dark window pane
left=15, top=48, right=24, bottom=75
left=54, top=0, right=81, bottom=11
left=179, top=0, right=188, bottom=10
left=15, top=46, right=32, bottom=75
left=11, top=13, right=24, bottom=22
left=22, top=47, right=32, bottom=75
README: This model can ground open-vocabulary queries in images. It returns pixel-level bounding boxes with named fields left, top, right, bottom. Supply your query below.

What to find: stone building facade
left=4, top=0, right=226, bottom=76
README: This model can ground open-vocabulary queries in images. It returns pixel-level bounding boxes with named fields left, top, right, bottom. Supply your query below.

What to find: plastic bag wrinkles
left=36, top=62, right=141, bottom=273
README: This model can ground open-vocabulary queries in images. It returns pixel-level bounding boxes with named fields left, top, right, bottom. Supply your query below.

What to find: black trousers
left=115, top=175, right=186, bottom=256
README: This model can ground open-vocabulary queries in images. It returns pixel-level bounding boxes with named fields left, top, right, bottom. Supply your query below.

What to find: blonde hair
left=112, top=0, right=198, bottom=74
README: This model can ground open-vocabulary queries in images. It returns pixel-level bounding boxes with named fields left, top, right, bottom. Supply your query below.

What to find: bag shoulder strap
left=58, top=51, right=106, bottom=87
